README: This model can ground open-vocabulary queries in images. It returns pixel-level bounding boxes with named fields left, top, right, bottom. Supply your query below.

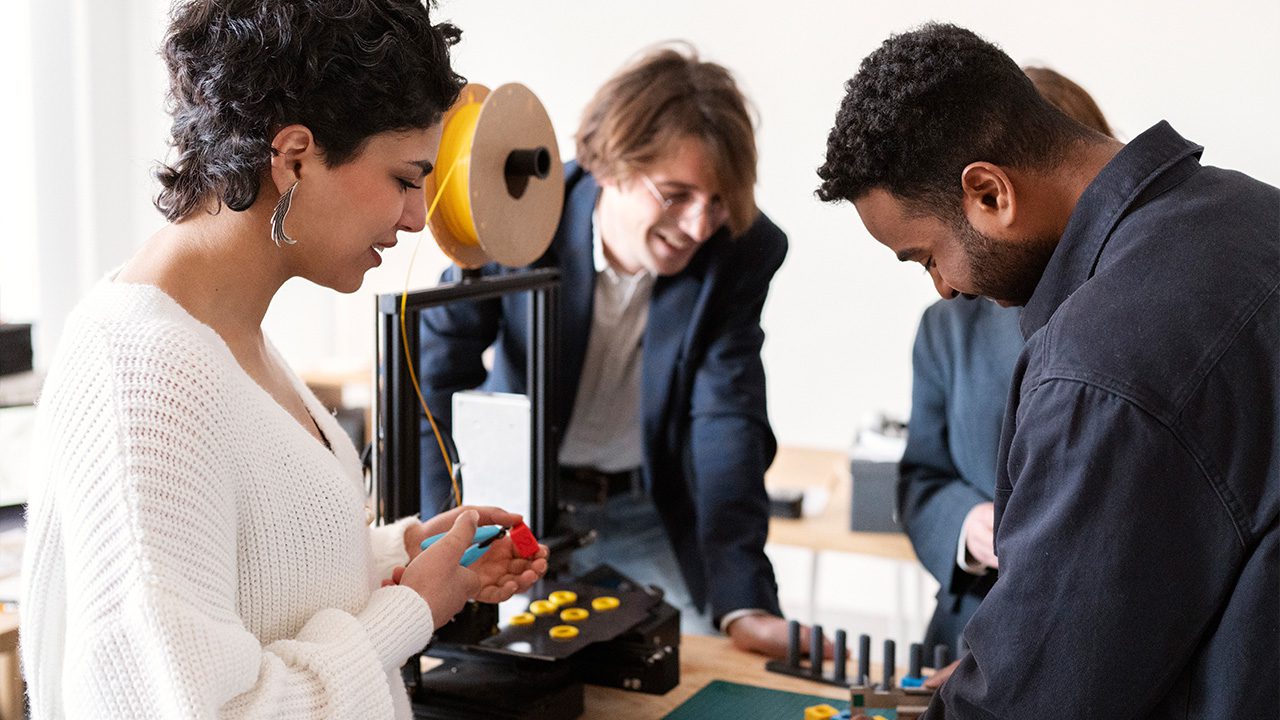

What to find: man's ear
left=594, top=171, right=621, bottom=193
left=960, top=162, right=1017, bottom=237
left=268, top=124, right=317, bottom=194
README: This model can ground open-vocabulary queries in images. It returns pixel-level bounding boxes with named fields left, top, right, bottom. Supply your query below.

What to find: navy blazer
left=417, top=163, right=787, bottom=622
left=926, top=122, right=1279, bottom=718
left=899, top=297, right=1023, bottom=655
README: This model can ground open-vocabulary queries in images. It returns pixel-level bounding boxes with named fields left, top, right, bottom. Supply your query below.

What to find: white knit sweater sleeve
left=368, top=517, right=418, bottom=582
left=22, top=298, right=435, bottom=719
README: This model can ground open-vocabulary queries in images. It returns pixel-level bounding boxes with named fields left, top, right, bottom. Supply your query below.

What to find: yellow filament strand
left=401, top=159, right=462, bottom=508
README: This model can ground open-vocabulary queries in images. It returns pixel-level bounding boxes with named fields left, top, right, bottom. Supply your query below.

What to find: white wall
left=431, top=0, right=1280, bottom=448
left=8, top=0, right=1279, bottom=451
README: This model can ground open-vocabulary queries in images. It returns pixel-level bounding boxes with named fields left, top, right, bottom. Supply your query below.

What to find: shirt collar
left=1020, top=121, right=1204, bottom=338
left=591, top=201, right=653, bottom=283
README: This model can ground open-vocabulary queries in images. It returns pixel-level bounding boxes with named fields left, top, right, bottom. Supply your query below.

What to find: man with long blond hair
left=419, top=44, right=801, bottom=657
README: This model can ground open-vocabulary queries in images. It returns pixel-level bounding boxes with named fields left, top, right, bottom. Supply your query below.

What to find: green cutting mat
left=663, top=680, right=897, bottom=720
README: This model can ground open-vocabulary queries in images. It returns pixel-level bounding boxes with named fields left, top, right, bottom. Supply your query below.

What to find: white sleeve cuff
left=369, top=515, right=418, bottom=581
left=719, top=608, right=771, bottom=634
left=956, top=527, right=989, bottom=576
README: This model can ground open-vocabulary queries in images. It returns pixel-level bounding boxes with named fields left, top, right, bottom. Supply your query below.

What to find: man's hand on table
left=726, top=614, right=834, bottom=659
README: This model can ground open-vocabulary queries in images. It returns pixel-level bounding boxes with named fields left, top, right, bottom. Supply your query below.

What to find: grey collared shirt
left=557, top=207, right=654, bottom=472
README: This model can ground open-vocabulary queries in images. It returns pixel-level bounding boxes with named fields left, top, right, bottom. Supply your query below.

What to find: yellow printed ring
left=549, top=625, right=579, bottom=641
left=548, top=590, right=578, bottom=607
left=560, top=608, right=589, bottom=623
left=591, top=596, right=620, bottom=611
left=804, top=704, right=839, bottom=720
left=529, top=600, right=557, bottom=616
left=509, top=612, right=536, bottom=626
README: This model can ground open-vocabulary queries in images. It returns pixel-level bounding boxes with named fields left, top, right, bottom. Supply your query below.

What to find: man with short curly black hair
left=819, top=22, right=1278, bottom=720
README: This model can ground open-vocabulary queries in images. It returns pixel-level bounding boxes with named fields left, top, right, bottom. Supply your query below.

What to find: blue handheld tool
left=420, top=524, right=506, bottom=567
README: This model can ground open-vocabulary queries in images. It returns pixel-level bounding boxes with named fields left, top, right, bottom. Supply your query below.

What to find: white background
left=3, top=0, right=1277, bottom=451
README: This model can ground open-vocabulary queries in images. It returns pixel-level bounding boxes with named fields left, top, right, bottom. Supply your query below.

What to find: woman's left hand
left=464, top=535, right=550, bottom=603
left=391, top=505, right=550, bottom=603
left=404, top=505, right=526, bottom=561
left=383, top=536, right=549, bottom=603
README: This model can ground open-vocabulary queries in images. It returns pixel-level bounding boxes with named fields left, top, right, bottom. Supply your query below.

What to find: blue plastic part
left=901, top=675, right=925, bottom=688
left=459, top=544, right=492, bottom=567
left=420, top=524, right=505, bottom=567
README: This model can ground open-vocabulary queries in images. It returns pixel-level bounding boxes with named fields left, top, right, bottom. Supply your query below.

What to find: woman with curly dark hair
left=20, top=2, right=547, bottom=716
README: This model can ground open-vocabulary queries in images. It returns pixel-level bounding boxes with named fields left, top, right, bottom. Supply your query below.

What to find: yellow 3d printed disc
left=548, top=590, right=578, bottom=608
left=549, top=625, right=580, bottom=641
left=529, top=600, right=557, bottom=616
left=591, top=596, right=620, bottom=611
left=559, top=608, right=589, bottom=623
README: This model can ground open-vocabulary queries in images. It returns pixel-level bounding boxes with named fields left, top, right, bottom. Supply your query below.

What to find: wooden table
left=765, top=447, right=916, bottom=562
left=764, top=447, right=926, bottom=636
left=0, top=612, right=20, bottom=720
left=586, top=634, right=853, bottom=718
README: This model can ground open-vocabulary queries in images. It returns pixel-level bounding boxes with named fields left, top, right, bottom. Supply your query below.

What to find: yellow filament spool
left=548, top=590, right=578, bottom=608
left=529, top=600, right=557, bottom=616
left=435, top=98, right=483, bottom=249
left=559, top=608, right=589, bottom=623
left=591, top=596, right=620, bottom=612
left=424, top=82, right=564, bottom=269
left=509, top=612, right=536, bottom=626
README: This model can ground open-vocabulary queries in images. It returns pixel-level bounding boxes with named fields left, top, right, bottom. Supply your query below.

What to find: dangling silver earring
left=270, top=180, right=299, bottom=247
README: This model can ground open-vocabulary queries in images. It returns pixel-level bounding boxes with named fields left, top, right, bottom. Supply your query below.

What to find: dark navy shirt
left=928, top=122, right=1279, bottom=718
left=899, top=298, right=1023, bottom=655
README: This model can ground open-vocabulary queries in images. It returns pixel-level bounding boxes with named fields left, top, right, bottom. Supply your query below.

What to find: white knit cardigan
left=20, top=280, right=435, bottom=718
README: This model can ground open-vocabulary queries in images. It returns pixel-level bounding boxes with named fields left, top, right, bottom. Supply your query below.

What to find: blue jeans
left=566, top=491, right=716, bottom=636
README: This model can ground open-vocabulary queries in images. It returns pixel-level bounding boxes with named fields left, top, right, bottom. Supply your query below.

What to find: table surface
left=0, top=613, right=15, bottom=653
left=586, top=633, right=858, bottom=718
left=765, top=447, right=917, bottom=563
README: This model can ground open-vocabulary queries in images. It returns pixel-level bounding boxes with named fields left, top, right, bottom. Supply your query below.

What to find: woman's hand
left=403, top=505, right=526, bottom=562
left=392, top=510, right=483, bottom=627
left=387, top=506, right=551, bottom=620
left=465, top=533, right=549, bottom=603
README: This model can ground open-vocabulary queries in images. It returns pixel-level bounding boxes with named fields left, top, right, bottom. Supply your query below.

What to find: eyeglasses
left=640, top=173, right=729, bottom=228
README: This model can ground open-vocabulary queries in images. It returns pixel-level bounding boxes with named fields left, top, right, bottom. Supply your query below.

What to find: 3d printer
left=370, top=82, right=681, bottom=720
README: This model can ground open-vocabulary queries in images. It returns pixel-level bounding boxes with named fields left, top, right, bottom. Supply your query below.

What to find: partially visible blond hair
left=575, top=42, right=759, bottom=236
left=1023, top=66, right=1114, bottom=138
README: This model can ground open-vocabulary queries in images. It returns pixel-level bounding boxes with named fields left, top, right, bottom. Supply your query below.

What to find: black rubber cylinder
left=833, top=630, right=848, bottom=683
left=504, top=147, right=551, bottom=179
left=809, top=624, right=824, bottom=678
left=857, top=634, right=871, bottom=686
left=881, top=639, right=896, bottom=690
